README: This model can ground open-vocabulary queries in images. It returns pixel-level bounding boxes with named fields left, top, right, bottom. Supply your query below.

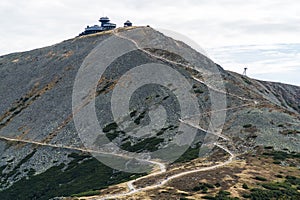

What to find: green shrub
left=275, top=174, right=283, bottom=178
left=205, top=183, right=215, bottom=189
left=130, top=110, right=137, bottom=117
left=218, top=190, right=231, bottom=196
left=194, top=88, right=204, bottom=94
left=121, top=137, right=164, bottom=152
left=192, top=183, right=214, bottom=193
left=242, top=183, right=249, bottom=189
left=261, top=183, right=281, bottom=190
left=243, top=124, right=252, bottom=128
left=273, top=161, right=281, bottom=164
left=254, top=176, right=267, bottom=181
left=202, top=190, right=239, bottom=200
left=242, top=193, right=251, bottom=198
left=201, top=187, right=208, bottom=193
left=264, top=146, right=273, bottom=150
left=0, top=154, right=142, bottom=200
left=215, top=182, right=221, bottom=187
left=202, top=196, right=215, bottom=199
left=174, top=143, right=201, bottom=163
left=106, top=131, right=122, bottom=141
left=192, top=186, right=201, bottom=191
left=264, top=150, right=300, bottom=161
left=286, top=176, right=300, bottom=185
left=102, top=122, right=118, bottom=133
left=247, top=178, right=300, bottom=200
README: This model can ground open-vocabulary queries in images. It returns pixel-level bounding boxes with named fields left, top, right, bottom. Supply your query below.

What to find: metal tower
left=243, top=67, right=248, bottom=76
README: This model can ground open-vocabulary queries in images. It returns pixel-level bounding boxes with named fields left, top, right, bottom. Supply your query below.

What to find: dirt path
left=86, top=30, right=247, bottom=200
left=0, top=28, right=252, bottom=200
left=97, top=143, right=235, bottom=200
left=0, top=133, right=235, bottom=200
left=0, top=135, right=167, bottom=171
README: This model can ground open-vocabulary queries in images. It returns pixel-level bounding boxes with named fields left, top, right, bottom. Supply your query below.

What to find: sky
left=0, top=0, right=299, bottom=85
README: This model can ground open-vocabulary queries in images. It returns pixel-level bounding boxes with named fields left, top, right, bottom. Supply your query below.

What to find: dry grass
left=91, top=149, right=300, bottom=200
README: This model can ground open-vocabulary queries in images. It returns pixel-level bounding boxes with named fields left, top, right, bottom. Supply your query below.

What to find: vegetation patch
left=202, top=190, right=238, bottom=200
left=103, top=122, right=118, bottom=133
left=263, top=150, right=300, bottom=161
left=156, top=125, right=178, bottom=136
left=193, top=182, right=215, bottom=193
left=0, top=153, right=141, bottom=200
left=130, top=110, right=137, bottom=118
left=193, top=88, right=204, bottom=94
left=242, top=76, right=252, bottom=85
left=279, top=129, right=300, bottom=135
left=242, top=124, right=257, bottom=134
left=102, top=122, right=122, bottom=141
left=253, top=176, right=267, bottom=182
left=0, top=164, right=7, bottom=175
left=174, top=143, right=201, bottom=163
left=243, top=178, right=300, bottom=200
left=133, top=111, right=146, bottom=125
left=243, top=124, right=252, bottom=128
left=242, top=183, right=249, bottom=189
left=1, top=150, right=36, bottom=184
left=121, top=137, right=164, bottom=152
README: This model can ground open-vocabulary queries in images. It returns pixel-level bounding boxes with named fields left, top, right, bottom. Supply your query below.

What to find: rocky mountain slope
left=0, top=26, right=299, bottom=199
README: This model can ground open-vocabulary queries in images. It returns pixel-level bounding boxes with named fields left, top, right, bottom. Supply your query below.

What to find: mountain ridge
left=0, top=26, right=299, bottom=199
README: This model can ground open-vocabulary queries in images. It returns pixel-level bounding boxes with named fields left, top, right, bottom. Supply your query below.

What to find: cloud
left=208, top=43, right=300, bottom=85
left=1, top=0, right=300, bottom=54
left=0, top=0, right=299, bottom=85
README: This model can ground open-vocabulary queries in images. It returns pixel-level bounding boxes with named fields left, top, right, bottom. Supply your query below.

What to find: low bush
left=254, top=176, right=267, bottom=181
left=0, top=153, right=142, bottom=200
left=242, top=183, right=249, bottom=189
left=243, top=124, right=252, bottom=128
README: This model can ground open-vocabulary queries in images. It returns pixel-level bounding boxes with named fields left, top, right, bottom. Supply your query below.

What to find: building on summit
left=79, top=16, right=117, bottom=36
left=124, top=20, right=133, bottom=27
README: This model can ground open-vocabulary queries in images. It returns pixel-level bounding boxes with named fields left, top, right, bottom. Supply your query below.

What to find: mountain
left=0, top=26, right=299, bottom=200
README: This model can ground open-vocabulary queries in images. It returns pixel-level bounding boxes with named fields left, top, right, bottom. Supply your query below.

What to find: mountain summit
left=0, top=27, right=299, bottom=199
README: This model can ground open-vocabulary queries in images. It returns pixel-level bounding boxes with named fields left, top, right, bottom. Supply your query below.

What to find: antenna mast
left=243, top=67, right=248, bottom=76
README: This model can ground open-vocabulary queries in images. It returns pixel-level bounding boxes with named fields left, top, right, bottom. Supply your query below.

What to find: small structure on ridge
left=124, top=20, right=133, bottom=27
left=243, top=67, right=248, bottom=76
left=79, top=16, right=117, bottom=36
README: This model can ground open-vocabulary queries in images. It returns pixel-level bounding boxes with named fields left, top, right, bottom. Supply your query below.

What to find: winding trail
left=114, top=28, right=258, bottom=105
left=0, top=135, right=166, bottom=172
left=0, top=133, right=235, bottom=200
left=98, top=143, right=235, bottom=200
left=87, top=29, right=253, bottom=199
left=0, top=28, right=256, bottom=200
left=179, top=118, right=230, bottom=141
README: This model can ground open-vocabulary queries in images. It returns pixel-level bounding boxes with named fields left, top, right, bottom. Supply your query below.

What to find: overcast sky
left=0, top=0, right=299, bottom=85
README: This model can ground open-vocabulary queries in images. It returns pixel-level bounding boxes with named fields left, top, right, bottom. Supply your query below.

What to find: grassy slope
left=0, top=153, right=144, bottom=200
left=111, top=147, right=300, bottom=200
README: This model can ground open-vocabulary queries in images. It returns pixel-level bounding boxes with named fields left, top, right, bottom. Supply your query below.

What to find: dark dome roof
left=99, top=17, right=110, bottom=21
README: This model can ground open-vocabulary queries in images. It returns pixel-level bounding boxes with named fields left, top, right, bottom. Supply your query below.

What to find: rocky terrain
left=0, top=26, right=299, bottom=199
